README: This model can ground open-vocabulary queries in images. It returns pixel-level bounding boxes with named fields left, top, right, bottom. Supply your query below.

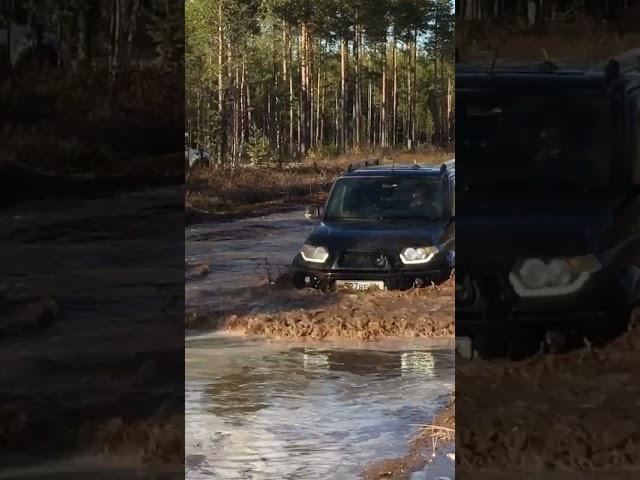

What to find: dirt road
left=185, top=209, right=455, bottom=479
left=457, top=312, right=640, bottom=472
left=0, top=187, right=184, bottom=475
left=185, top=210, right=455, bottom=341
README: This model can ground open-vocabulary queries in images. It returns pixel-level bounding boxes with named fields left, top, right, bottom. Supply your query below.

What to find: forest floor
left=185, top=146, right=453, bottom=225
left=1, top=66, right=183, bottom=191
left=457, top=21, right=640, bottom=62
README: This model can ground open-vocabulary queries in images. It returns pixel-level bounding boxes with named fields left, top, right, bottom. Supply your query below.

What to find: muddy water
left=185, top=211, right=311, bottom=307
left=186, top=333, right=454, bottom=479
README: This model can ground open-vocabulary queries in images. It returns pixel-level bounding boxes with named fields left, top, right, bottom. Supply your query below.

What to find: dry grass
left=457, top=20, right=640, bottom=62
left=412, top=394, right=455, bottom=447
left=2, top=67, right=182, bottom=175
left=186, top=145, right=453, bottom=218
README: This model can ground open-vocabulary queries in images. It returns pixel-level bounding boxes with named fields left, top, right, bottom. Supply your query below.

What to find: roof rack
left=605, top=48, right=640, bottom=85
left=346, top=158, right=380, bottom=172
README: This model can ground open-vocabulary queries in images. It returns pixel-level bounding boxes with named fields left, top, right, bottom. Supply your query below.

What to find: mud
left=186, top=278, right=454, bottom=340
left=185, top=208, right=455, bottom=340
left=0, top=187, right=184, bottom=474
left=457, top=311, right=640, bottom=472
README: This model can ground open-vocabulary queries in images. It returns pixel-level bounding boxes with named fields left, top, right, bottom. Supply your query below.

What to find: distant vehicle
left=291, top=159, right=455, bottom=291
left=455, top=49, right=640, bottom=352
left=0, top=21, right=64, bottom=76
left=185, top=147, right=211, bottom=168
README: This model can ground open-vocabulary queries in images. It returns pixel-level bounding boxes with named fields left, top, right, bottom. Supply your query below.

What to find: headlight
left=509, top=255, right=601, bottom=296
left=400, top=246, right=439, bottom=264
left=300, top=244, right=329, bottom=263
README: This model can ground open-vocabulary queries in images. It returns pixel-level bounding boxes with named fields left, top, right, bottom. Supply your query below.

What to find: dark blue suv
left=292, top=159, right=455, bottom=291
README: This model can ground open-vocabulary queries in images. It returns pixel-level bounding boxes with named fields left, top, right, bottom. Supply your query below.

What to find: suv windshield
left=457, top=91, right=613, bottom=189
left=325, top=176, right=444, bottom=220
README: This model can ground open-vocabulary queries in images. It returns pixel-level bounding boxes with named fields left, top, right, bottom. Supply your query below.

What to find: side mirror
left=304, top=205, right=323, bottom=219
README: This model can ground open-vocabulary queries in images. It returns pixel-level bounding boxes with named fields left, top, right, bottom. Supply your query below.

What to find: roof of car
left=457, top=54, right=640, bottom=92
left=341, top=164, right=450, bottom=178
left=457, top=62, right=608, bottom=91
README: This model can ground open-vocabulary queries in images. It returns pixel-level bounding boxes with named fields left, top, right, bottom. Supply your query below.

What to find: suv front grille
left=338, top=251, right=390, bottom=269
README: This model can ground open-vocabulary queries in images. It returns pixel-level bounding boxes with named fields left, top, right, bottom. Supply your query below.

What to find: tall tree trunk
left=440, top=31, right=446, bottom=145
left=307, top=26, right=313, bottom=153
left=392, top=34, right=397, bottom=147
left=109, top=0, right=121, bottom=82
left=334, top=87, right=339, bottom=147
left=380, top=39, right=388, bottom=148
left=406, top=40, right=411, bottom=149
left=218, top=1, right=226, bottom=164
left=367, top=73, right=373, bottom=147
left=126, top=0, right=140, bottom=61
left=411, top=30, right=417, bottom=149
left=354, top=25, right=361, bottom=148
left=288, top=25, right=294, bottom=155
left=340, top=36, right=348, bottom=152
left=77, top=7, right=87, bottom=64
left=319, top=68, right=325, bottom=145
left=315, top=52, right=322, bottom=146
left=246, top=61, right=253, bottom=131
left=281, top=20, right=290, bottom=155
left=240, top=52, right=247, bottom=151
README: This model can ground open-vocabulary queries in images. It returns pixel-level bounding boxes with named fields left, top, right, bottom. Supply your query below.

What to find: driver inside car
left=409, top=184, right=442, bottom=217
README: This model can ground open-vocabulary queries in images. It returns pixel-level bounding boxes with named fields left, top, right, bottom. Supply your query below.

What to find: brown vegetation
left=457, top=19, right=640, bottom=62
left=186, top=146, right=452, bottom=223
left=362, top=394, right=455, bottom=479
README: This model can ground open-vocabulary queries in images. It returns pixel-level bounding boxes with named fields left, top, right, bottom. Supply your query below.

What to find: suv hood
left=307, top=219, right=450, bottom=251
left=457, top=190, right=624, bottom=259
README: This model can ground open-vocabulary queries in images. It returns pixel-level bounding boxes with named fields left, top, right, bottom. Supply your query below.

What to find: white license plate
left=335, top=280, right=385, bottom=291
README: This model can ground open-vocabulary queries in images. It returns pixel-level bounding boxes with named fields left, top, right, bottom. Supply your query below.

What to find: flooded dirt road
left=186, top=211, right=310, bottom=305
left=186, top=209, right=455, bottom=478
left=186, top=333, right=454, bottom=479
left=0, top=187, right=184, bottom=476
left=185, top=211, right=455, bottom=340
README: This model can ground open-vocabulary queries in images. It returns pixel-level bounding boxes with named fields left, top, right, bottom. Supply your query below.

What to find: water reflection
left=401, top=351, right=436, bottom=377
left=186, top=338, right=454, bottom=480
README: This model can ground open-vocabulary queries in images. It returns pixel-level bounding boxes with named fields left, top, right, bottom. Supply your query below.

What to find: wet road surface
left=186, top=210, right=311, bottom=308
left=186, top=334, right=454, bottom=480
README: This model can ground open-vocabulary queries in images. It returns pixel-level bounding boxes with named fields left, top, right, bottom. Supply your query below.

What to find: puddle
left=185, top=334, right=454, bottom=479
left=185, top=210, right=311, bottom=306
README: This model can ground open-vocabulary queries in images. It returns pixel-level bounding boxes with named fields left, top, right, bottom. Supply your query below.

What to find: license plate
left=335, top=280, right=385, bottom=291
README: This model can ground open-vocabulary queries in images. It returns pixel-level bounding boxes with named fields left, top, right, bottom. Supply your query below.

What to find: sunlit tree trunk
left=392, top=34, right=397, bottom=147
left=380, top=39, right=387, bottom=148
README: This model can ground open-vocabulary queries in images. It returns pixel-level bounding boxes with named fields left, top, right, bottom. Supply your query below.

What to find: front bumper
left=455, top=265, right=625, bottom=327
left=292, top=252, right=451, bottom=290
